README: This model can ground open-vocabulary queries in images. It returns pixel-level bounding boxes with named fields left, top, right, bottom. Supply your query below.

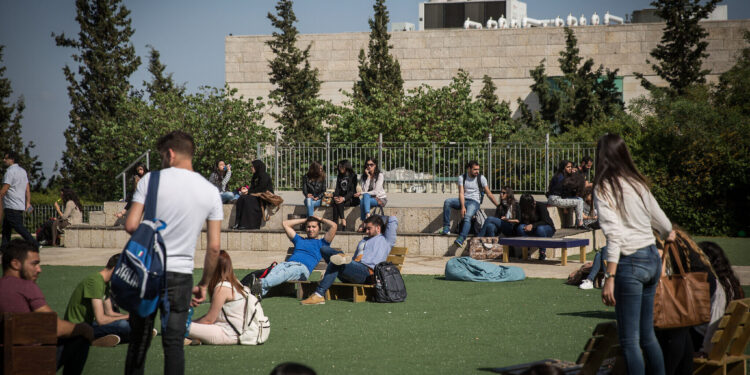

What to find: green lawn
left=40, top=266, right=615, bottom=375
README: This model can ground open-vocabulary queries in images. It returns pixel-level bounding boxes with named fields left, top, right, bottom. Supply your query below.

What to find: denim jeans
left=515, top=224, right=555, bottom=250
left=126, top=272, right=193, bottom=375
left=220, top=192, right=234, bottom=204
left=614, top=245, right=665, bottom=375
left=261, top=261, right=310, bottom=296
left=443, top=198, right=480, bottom=238
left=478, top=217, right=516, bottom=237
left=304, top=197, right=322, bottom=217
left=586, top=246, right=608, bottom=282
left=2, top=208, right=39, bottom=248
left=93, top=319, right=131, bottom=342
left=316, top=260, right=371, bottom=296
left=359, top=193, right=380, bottom=222
left=56, top=336, right=90, bottom=375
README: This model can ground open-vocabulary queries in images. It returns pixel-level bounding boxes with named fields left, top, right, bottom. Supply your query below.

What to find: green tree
left=713, top=30, right=750, bottom=116
left=352, top=0, right=404, bottom=106
left=476, top=75, right=512, bottom=131
left=0, top=46, right=44, bottom=189
left=144, top=45, right=185, bottom=100
left=53, top=0, right=141, bottom=199
left=267, top=0, right=323, bottom=142
left=634, top=0, right=721, bottom=95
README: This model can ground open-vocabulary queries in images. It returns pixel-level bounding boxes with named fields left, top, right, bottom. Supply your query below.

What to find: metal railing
left=258, top=133, right=595, bottom=194
left=117, top=150, right=151, bottom=201
left=23, top=205, right=103, bottom=233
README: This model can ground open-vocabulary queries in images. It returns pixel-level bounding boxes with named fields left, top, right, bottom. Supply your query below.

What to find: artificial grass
left=39, top=266, right=615, bottom=375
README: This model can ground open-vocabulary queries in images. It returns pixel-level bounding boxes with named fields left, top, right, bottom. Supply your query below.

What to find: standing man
left=124, top=131, right=223, bottom=375
left=1, top=151, right=39, bottom=249
left=440, top=161, right=499, bottom=246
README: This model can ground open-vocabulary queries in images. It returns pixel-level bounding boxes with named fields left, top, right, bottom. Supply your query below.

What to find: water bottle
left=184, top=307, right=194, bottom=337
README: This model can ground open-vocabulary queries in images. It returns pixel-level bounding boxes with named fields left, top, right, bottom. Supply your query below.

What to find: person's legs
left=304, top=197, right=315, bottom=217
left=315, top=261, right=370, bottom=296
left=586, top=246, right=607, bottom=282
left=442, top=198, right=460, bottom=232
left=319, top=245, right=344, bottom=263
left=161, top=272, right=193, bottom=375
left=360, top=193, right=374, bottom=222
left=478, top=216, right=503, bottom=237
left=220, top=192, right=234, bottom=204
left=233, top=196, right=245, bottom=226
left=125, top=312, right=155, bottom=375
left=639, top=245, right=666, bottom=375
left=188, top=323, right=237, bottom=345
left=260, top=262, right=310, bottom=296
left=57, top=337, right=90, bottom=375
left=458, top=200, right=480, bottom=239
left=332, top=201, right=343, bottom=222
left=531, top=224, right=555, bottom=256
left=4, top=209, right=38, bottom=248
left=499, top=220, right=516, bottom=236
left=547, top=196, right=583, bottom=226
left=92, top=320, right=131, bottom=342
left=2, top=210, right=12, bottom=247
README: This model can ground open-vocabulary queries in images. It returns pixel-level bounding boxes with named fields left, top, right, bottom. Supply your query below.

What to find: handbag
left=468, top=237, right=503, bottom=260
left=321, top=190, right=333, bottom=207
left=251, top=191, right=284, bottom=221
left=653, top=242, right=711, bottom=329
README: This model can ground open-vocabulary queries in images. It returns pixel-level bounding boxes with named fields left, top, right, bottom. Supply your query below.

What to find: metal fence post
left=256, top=144, right=261, bottom=161
left=432, top=142, right=436, bottom=192
left=145, top=151, right=150, bottom=171
left=545, top=133, right=550, bottom=192
left=378, top=133, right=383, bottom=165
left=326, top=132, right=331, bottom=189
left=122, top=174, right=127, bottom=201
left=487, top=133, right=492, bottom=191
left=274, top=133, right=280, bottom=192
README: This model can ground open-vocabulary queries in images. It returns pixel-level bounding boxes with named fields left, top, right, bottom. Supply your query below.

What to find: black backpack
left=374, top=262, right=407, bottom=303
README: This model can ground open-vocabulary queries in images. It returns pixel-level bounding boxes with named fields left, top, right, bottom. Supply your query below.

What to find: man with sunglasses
left=440, top=161, right=499, bottom=246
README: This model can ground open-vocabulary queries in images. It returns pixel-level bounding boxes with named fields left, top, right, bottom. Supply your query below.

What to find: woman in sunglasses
left=354, top=157, right=387, bottom=232
left=478, top=186, right=519, bottom=237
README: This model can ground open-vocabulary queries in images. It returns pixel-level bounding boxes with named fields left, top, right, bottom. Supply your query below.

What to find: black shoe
left=250, top=274, right=262, bottom=301
left=232, top=224, right=239, bottom=230
left=538, top=250, right=547, bottom=261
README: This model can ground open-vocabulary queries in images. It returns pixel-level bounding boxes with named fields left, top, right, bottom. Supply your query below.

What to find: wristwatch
left=604, top=272, right=615, bottom=280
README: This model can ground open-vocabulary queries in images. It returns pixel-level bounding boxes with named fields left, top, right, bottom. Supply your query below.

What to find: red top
left=0, top=275, right=47, bottom=312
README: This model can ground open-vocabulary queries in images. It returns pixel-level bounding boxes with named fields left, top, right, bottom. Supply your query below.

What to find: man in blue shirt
left=251, top=216, right=337, bottom=298
left=301, top=215, right=398, bottom=305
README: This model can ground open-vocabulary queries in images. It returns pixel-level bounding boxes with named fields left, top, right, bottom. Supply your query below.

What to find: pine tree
left=476, top=75, right=511, bottom=130
left=267, top=0, right=323, bottom=142
left=0, top=46, right=44, bottom=189
left=53, top=0, right=141, bottom=199
left=635, top=0, right=721, bottom=95
left=353, top=0, right=404, bottom=106
left=144, top=45, right=184, bottom=100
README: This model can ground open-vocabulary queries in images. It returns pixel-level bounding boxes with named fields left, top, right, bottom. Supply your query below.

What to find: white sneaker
left=579, top=279, right=594, bottom=290
left=330, top=253, right=351, bottom=265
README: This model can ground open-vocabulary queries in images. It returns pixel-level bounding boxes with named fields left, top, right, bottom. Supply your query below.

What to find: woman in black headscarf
left=233, top=160, right=273, bottom=229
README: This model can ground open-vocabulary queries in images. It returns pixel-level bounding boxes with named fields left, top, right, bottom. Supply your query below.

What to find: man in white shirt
left=124, top=131, right=223, bottom=375
left=0, top=151, right=38, bottom=249
left=440, top=161, right=499, bottom=246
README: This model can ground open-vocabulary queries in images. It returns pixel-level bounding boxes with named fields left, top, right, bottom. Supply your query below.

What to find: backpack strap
left=144, top=170, right=161, bottom=221
left=462, top=172, right=485, bottom=204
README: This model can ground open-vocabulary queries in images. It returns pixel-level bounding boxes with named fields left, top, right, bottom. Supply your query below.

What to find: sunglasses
left=366, top=163, right=375, bottom=167
left=501, top=191, right=507, bottom=194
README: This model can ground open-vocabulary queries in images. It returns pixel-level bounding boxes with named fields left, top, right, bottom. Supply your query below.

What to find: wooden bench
left=492, top=321, right=625, bottom=374
left=694, top=297, right=750, bottom=375
left=497, top=237, right=589, bottom=266
left=1, top=312, right=57, bottom=375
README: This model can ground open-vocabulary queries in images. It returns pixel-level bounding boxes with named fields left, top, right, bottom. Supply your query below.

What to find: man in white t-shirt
left=1, top=151, right=38, bottom=249
left=123, top=131, right=223, bottom=375
left=440, top=160, right=499, bottom=246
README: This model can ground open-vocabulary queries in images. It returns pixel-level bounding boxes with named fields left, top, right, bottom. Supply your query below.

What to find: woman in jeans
left=354, top=157, right=387, bottom=231
left=595, top=133, right=674, bottom=375
left=478, top=186, right=519, bottom=237
left=301, top=161, right=326, bottom=217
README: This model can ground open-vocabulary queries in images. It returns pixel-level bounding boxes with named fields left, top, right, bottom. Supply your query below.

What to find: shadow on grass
left=476, top=368, right=501, bottom=373
left=558, top=310, right=616, bottom=319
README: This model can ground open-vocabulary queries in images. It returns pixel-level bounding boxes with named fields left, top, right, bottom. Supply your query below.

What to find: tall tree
left=53, top=0, right=141, bottom=199
left=0, top=46, right=44, bottom=189
left=144, top=45, right=184, bottom=100
left=267, top=0, right=323, bottom=142
left=352, top=0, right=403, bottom=106
left=635, top=0, right=721, bottom=95
left=476, top=75, right=512, bottom=132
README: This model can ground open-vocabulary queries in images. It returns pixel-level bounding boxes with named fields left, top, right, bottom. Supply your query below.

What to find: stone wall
left=226, top=20, right=749, bottom=122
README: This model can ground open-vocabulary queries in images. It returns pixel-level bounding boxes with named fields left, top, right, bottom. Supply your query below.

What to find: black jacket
left=519, top=202, right=556, bottom=233
left=546, top=174, right=564, bottom=197
left=334, top=172, right=358, bottom=201
left=302, top=175, right=326, bottom=199
left=495, top=201, right=520, bottom=220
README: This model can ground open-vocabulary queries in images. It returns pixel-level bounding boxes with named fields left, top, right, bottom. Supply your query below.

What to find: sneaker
left=454, top=236, right=465, bottom=246
left=440, top=226, right=450, bottom=235
left=301, top=293, right=325, bottom=305
left=152, top=328, right=158, bottom=338
left=250, top=274, right=263, bottom=301
left=92, top=334, right=120, bottom=347
left=183, top=338, right=202, bottom=346
left=538, top=250, right=547, bottom=261
left=579, top=279, right=594, bottom=290
left=330, top=253, right=351, bottom=265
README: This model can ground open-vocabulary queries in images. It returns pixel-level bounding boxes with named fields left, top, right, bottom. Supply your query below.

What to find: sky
left=1, top=0, right=749, bottom=179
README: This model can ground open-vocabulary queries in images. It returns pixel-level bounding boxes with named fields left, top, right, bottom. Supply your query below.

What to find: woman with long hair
left=332, top=159, right=358, bottom=231
left=52, top=187, right=84, bottom=246
left=186, top=250, right=248, bottom=345
left=515, top=194, right=556, bottom=260
left=233, top=160, right=273, bottom=229
left=478, top=186, right=519, bottom=237
left=116, top=163, right=149, bottom=219
left=546, top=160, right=585, bottom=228
left=302, top=161, right=326, bottom=218
left=209, top=160, right=234, bottom=203
left=354, top=157, right=387, bottom=231
left=595, top=133, right=674, bottom=375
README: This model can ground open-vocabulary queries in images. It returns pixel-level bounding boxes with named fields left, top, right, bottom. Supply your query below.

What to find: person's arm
left=25, top=182, right=31, bottom=211
left=221, top=168, right=232, bottom=192
left=192, top=220, right=221, bottom=307
left=282, top=218, right=306, bottom=241
left=643, top=188, right=672, bottom=240
left=103, top=298, right=128, bottom=318
left=373, top=173, right=386, bottom=199
left=193, top=285, right=231, bottom=325
left=61, top=201, right=75, bottom=220
left=320, top=217, right=337, bottom=243
left=458, top=185, right=466, bottom=218
left=381, top=215, right=399, bottom=248
left=596, top=187, right=622, bottom=307
left=531, top=204, right=555, bottom=231
left=484, top=183, right=499, bottom=207
left=302, top=175, right=311, bottom=197
left=91, top=298, right=128, bottom=325
left=0, top=183, right=9, bottom=199
left=34, top=305, right=94, bottom=341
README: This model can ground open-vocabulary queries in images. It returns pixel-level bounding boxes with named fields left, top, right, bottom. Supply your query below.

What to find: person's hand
left=307, top=194, right=313, bottom=198
left=353, top=192, right=361, bottom=198
left=227, top=164, right=231, bottom=171
left=524, top=224, right=533, bottom=232
left=602, top=278, right=616, bottom=306
left=500, top=216, right=506, bottom=221
left=191, top=285, right=207, bottom=307
left=54, top=201, right=59, bottom=210
left=461, top=206, right=466, bottom=217
left=666, top=230, right=676, bottom=242
left=313, top=197, right=320, bottom=201
left=334, top=196, right=344, bottom=204
left=375, top=198, right=383, bottom=206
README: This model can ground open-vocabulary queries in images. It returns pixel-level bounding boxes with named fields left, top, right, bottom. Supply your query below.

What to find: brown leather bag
left=468, top=237, right=503, bottom=260
left=251, top=191, right=284, bottom=221
left=653, top=242, right=711, bottom=329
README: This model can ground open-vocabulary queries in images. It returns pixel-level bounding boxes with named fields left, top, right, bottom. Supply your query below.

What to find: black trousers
left=234, top=195, right=262, bottom=229
left=2, top=208, right=39, bottom=248
left=125, top=272, right=193, bottom=375
left=656, top=327, right=694, bottom=375
left=332, top=197, right=354, bottom=221
left=56, top=336, right=90, bottom=375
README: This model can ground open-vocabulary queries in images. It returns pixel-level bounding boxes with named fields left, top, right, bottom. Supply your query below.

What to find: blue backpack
left=111, top=170, right=169, bottom=317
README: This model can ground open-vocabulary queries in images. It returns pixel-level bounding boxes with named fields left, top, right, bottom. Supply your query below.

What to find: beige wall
left=226, top=20, right=750, bottom=123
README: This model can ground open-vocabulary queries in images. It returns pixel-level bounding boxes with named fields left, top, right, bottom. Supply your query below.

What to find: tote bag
left=653, top=242, right=711, bottom=329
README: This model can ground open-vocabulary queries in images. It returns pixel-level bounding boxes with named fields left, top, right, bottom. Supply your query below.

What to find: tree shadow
left=557, top=310, right=616, bottom=319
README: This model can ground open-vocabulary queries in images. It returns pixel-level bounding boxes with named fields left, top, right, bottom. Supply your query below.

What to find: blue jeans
left=220, top=192, right=234, bottom=204
left=587, top=246, right=608, bottom=282
left=515, top=224, right=555, bottom=251
left=443, top=198, right=480, bottom=238
left=261, top=261, right=310, bottom=296
left=93, top=319, right=131, bottom=342
left=360, top=193, right=380, bottom=222
left=478, top=217, right=516, bottom=237
left=614, top=245, right=664, bottom=375
left=304, top=197, right=322, bottom=217
left=316, top=260, right=372, bottom=296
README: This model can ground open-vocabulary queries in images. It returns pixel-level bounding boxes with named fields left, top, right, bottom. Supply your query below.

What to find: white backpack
left=221, top=286, right=270, bottom=345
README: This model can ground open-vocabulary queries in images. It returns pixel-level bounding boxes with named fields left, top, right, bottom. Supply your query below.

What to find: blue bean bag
left=445, top=256, right=526, bottom=282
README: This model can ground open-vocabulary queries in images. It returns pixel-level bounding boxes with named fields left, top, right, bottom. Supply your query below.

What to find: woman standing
left=354, top=157, right=387, bottom=231
left=595, top=133, right=674, bottom=375
left=209, top=160, right=234, bottom=204
left=52, top=187, right=83, bottom=246
left=116, top=163, right=148, bottom=219
left=331, top=160, right=358, bottom=231
left=302, top=161, right=326, bottom=218
left=233, top=160, right=273, bottom=230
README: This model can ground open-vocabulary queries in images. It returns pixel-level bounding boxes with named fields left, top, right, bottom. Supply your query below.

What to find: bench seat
left=497, top=237, right=589, bottom=266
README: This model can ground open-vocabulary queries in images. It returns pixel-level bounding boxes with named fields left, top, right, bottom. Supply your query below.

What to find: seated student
left=354, top=157, right=387, bottom=231
left=516, top=194, right=556, bottom=260
left=546, top=160, right=585, bottom=228
left=331, top=159, right=358, bottom=231
left=208, top=160, right=234, bottom=204
left=64, top=253, right=132, bottom=347
left=248, top=216, right=337, bottom=299
left=0, top=239, right=94, bottom=374
left=578, top=155, right=593, bottom=184
left=579, top=246, right=607, bottom=290
left=581, top=187, right=598, bottom=229
left=51, top=187, right=83, bottom=246
left=302, top=161, right=326, bottom=218
left=185, top=250, right=250, bottom=345
left=441, top=161, right=499, bottom=246
left=478, top=185, right=519, bottom=237
left=233, top=160, right=273, bottom=229
left=301, top=215, right=398, bottom=305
